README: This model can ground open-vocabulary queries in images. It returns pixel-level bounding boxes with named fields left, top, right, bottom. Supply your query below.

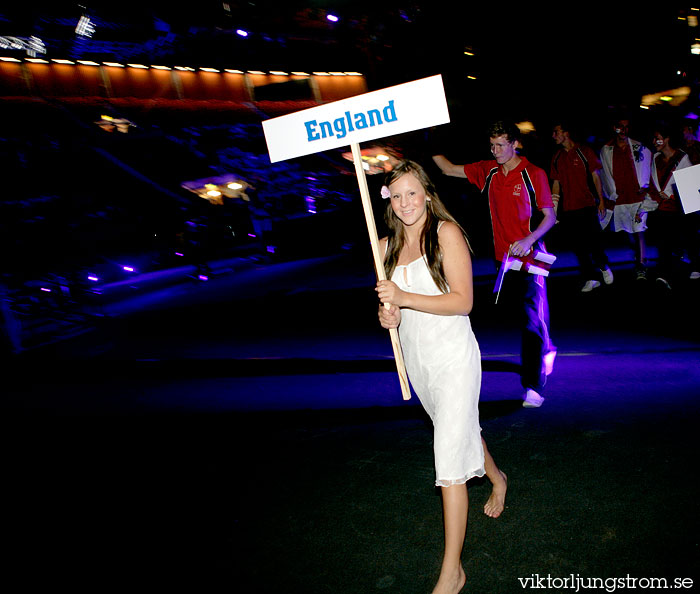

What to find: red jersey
left=550, top=144, right=602, bottom=211
left=650, top=151, right=686, bottom=213
left=612, top=143, right=641, bottom=205
left=463, top=157, right=554, bottom=261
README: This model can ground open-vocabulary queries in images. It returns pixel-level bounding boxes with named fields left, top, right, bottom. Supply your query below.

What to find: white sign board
left=262, top=74, right=450, bottom=163
left=672, top=163, right=700, bottom=214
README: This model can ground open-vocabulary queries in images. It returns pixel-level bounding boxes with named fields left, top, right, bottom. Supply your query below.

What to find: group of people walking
left=371, top=116, right=698, bottom=593
left=550, top=116, right=700, bottom=290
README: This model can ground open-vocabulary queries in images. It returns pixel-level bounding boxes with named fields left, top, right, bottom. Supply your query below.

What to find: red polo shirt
left=650, top=152, right=682, bottom=213
left=550, top=144, right=602, bottom=211
left=464, top=157, right=553, bottom=261
left=611, top=142, right=641, bottom=205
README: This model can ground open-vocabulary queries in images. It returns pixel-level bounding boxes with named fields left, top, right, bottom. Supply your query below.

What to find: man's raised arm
left=432, top=154, right=468, bottom=178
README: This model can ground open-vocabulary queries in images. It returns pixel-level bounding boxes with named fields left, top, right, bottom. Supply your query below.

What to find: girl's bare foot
left=484, top=470, right=507, bottom=518
left=432, top=564, right=466, bottom=594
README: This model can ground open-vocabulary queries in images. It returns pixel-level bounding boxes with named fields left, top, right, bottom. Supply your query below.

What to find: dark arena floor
left=4, top=246, right=700, bottom=593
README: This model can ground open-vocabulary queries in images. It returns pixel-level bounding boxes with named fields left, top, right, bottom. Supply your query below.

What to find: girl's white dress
left=391, top=253, right=485, bottom=487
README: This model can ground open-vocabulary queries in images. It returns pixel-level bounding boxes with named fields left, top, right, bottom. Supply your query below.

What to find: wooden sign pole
left=350, top=142, right=412, bottom=401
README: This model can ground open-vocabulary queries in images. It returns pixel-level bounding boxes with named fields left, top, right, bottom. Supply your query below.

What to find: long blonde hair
left=383, top=160, right=470, bottom=294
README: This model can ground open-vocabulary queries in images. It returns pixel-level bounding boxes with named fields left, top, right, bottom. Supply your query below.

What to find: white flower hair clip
left=380, top=186, right=391, bottom=199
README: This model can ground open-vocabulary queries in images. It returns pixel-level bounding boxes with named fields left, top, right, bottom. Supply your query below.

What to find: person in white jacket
left=599, top=118, right=652, bottom=280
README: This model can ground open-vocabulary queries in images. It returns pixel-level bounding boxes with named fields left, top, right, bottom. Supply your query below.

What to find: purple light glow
left=306, top=196, right=316, bottom=214
left=87, top=276, right=99, bottom=282
left=266, top=246, right=276, bottom=254
left=40, top=287, right=51, bottom=292
left=175, top=252, right=184, bottom=257
left=236, top=29, right=249, bottom=37
left=198, top=275, right=209, bottom=281
left=327, top=14, right=339, bottom=22
left=248, top=233, right=257, bottom=238
left=123, top=266, right=135, bottom=272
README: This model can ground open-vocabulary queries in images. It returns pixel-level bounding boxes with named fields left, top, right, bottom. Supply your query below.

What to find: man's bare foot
left=432, top=564, right=466, bottom=594
left=484, top=470, right=507, bottom=518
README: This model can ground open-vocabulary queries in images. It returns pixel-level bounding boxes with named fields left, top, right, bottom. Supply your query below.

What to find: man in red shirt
left=433, top=121, right=556, bottom=408
left=550, top=121, right=614, bottom=292
left=599, top=118, right=652, bottom=280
